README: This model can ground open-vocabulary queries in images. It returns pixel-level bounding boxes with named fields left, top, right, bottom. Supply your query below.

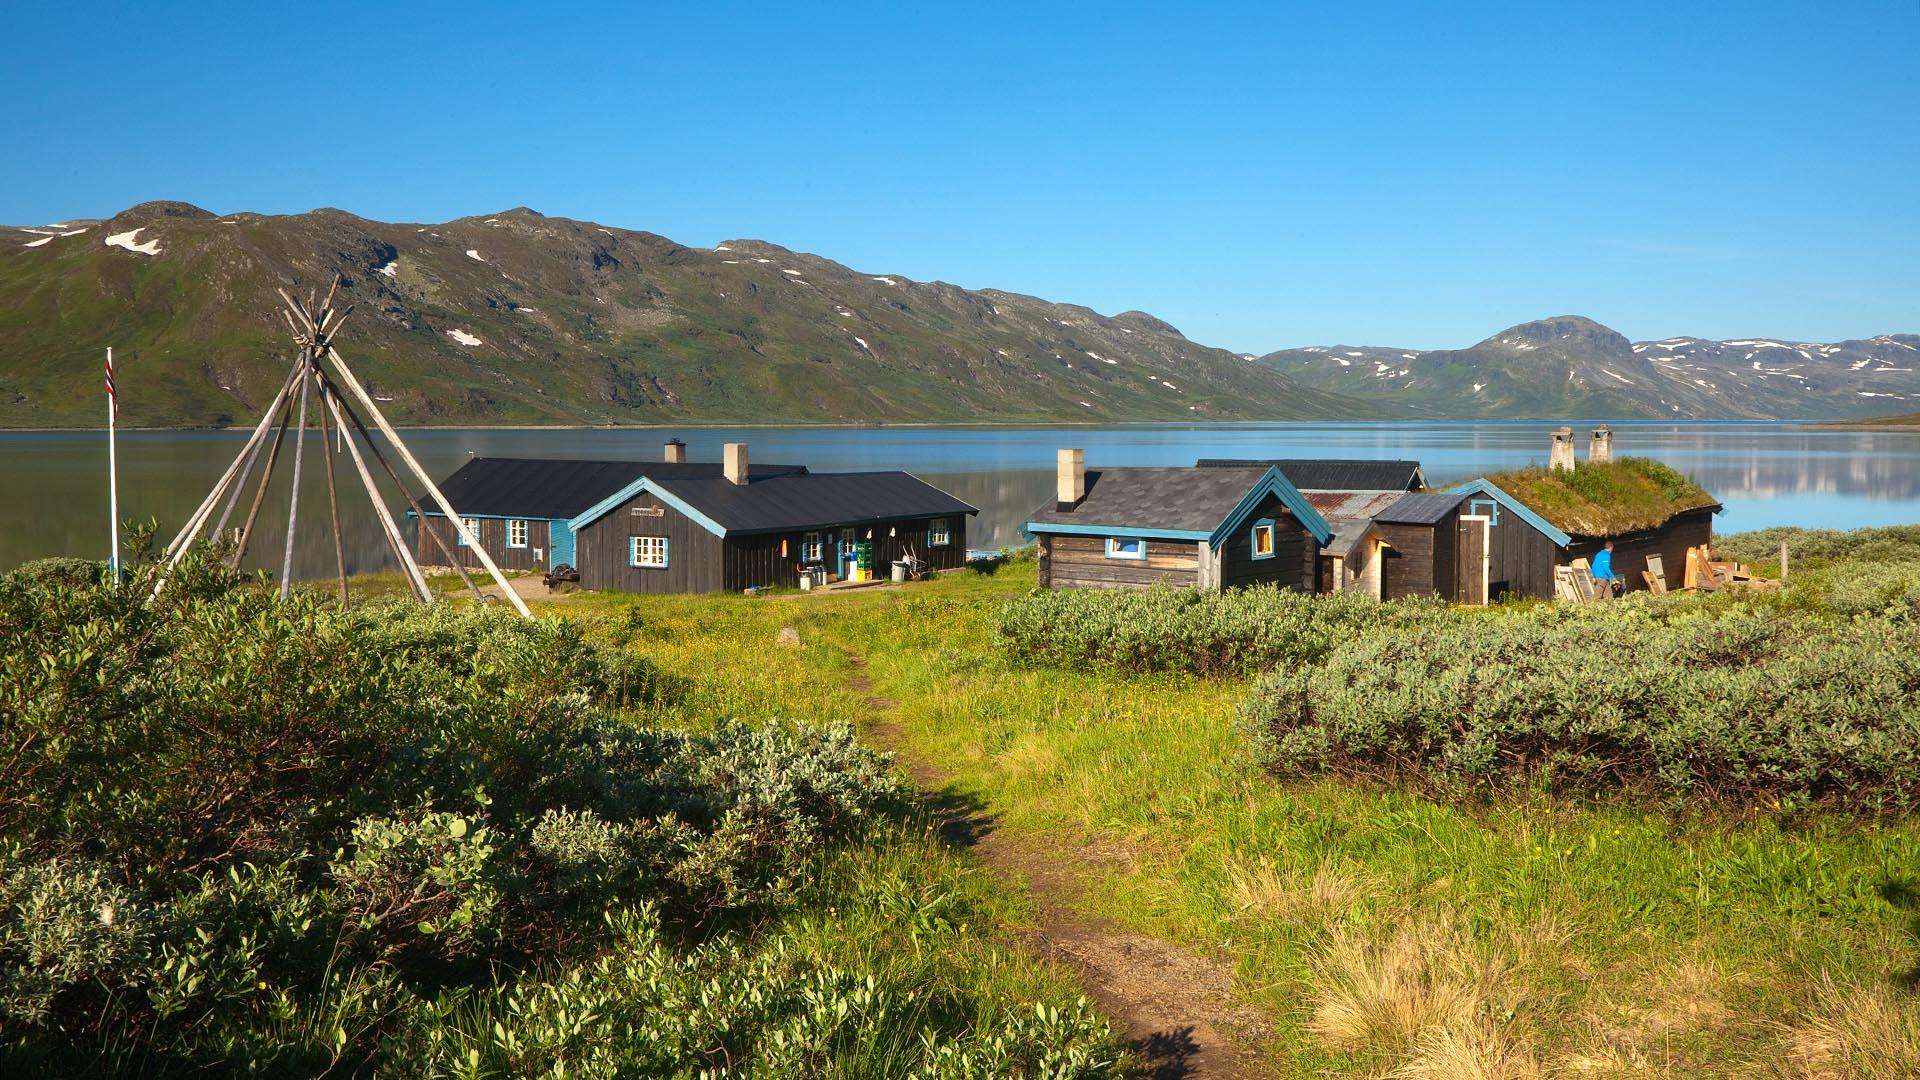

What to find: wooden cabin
left=416, top=440, right=976, bottom=593
left=1447, top=430, right=1722, bottom=598
left=1023, top=450, right=1334, bottom=591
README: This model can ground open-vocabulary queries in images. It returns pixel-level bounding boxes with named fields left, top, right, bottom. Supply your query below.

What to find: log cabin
left=1447, top=428, right=1722, bottom=599
left=1023, top=450, right=1334, bottom=591
left=414, top=440, right=976, bottom=593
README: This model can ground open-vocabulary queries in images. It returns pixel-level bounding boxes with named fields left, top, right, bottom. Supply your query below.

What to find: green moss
left=1481, top=456, right=1717, bottom=536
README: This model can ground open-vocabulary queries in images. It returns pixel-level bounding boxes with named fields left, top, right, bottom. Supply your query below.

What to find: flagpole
left=107, top=347, right=120, bottom=583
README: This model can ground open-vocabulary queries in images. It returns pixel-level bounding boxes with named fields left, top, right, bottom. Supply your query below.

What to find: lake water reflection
left=4, top=422, right=1918, bottom=578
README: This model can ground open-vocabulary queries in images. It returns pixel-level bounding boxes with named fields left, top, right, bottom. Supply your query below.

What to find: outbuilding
left=1024, top=450, right=1334, bottom=591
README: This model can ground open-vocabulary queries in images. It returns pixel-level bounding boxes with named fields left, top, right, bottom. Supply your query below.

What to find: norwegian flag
left=104, top=349, right=117, bottom=416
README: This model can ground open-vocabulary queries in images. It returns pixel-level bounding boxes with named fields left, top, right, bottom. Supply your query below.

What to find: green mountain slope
left=0, top=202, right=1377, bottom=427
left=1260, top=315, right=1920, bottom=420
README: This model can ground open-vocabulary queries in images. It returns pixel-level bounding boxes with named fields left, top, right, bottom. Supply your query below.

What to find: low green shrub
left=1716, top=524, right=1920, bottom=567
left=996, top=584, right=1456, bottom=676
left=1239, top=598, right=1920, bottom=808
left=6, top=554, right=1114, bottom=1076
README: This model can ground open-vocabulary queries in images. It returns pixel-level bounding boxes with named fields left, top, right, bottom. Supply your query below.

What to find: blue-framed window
left=928, top=519, right=952, bottom=547
left=1250, top=518, right=1276, bottom=560
left=1469, top=498, right=1501, bottom=525
left=801, top=532, right=823, bottom=562
left=507, top=519, right=529, bottom=548
left=457, top=517, right=479, bottom=546
left=629, top=535, right=668, bottom=568
left=1106, top=537, right=1146, bottom=560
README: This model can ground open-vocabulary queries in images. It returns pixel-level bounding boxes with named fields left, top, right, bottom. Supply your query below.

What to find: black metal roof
left=1373, top=491, right=1468, bottom=526
left=431, top=458, right=807, bottom=520
left=645, top=471, right=978, bottom=534
left=1025, top=467, right=1272, bottom=534
left=1196, top=458, right=1425, bottom=492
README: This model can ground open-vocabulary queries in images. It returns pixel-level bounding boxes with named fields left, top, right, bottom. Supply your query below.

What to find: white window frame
left=928, top=519, right=951, bottom=547
left=629, top=535, right=669, bottom=569
left=1105, top=537, right=1147, bottom=561
left=801, top=532, right=823, bottom=562
left=506, top=519, right=529, bottom=548
left=1250, top=518, right=1276, bottom=560
left=457, top=517, right=480, bottom=546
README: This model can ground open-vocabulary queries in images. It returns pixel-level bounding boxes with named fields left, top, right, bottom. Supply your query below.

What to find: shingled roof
left=637, top=471, right=978, bottom=535
left=1374, top=491, right=1469, bottom=526
left=1025, top=466, right=1333, bottom=545
left=1196, top=458, right=1425, bottom=492
left=430, top=458, right=807, bottom=520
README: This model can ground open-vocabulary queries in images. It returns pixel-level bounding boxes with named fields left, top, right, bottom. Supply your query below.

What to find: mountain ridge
left=0, top=201, right=1377, bottom=428
left=1260, top=315, right=1920, bottom=420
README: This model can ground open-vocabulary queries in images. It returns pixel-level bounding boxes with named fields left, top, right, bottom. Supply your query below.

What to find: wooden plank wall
left=1484, top=507, right=1563, bottom=600
left=1217, top=495, right=1314, bottom=591
left=574, top=492, right=725, bottom=593
left=722, top=516, right=970, bottom=591
left=417, top=516, right=550, bottom=572
left=1565, top=509, right=1715, bottom=594
left=1375, top=521, right=1440, bottom=601
left=1039, top=535, right=1199, bottom=589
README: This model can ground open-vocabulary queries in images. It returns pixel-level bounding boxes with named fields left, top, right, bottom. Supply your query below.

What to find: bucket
left=890, top=561, right=908, bottom=583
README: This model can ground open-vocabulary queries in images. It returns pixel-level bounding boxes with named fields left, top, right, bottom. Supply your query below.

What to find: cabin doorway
left=1457, top=515, right=1490, bottom=605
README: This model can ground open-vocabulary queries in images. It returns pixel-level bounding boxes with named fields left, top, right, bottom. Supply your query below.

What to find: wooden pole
left=315, top=367, right=487, bottom=601
left=213, top=407, right=270, bottom=541
left=1780, top=541, right=1789, bottom=582
left=313, top=369, right=348, bottom=606
left=308, top=332, right=531, bottom=618
left=162, top=353, right=304, bottom=559
left=278, top=358, right=311, bottom=600
left=320, top=386, right=433, bottom=604
left=231, top=395, right=295, bottom=570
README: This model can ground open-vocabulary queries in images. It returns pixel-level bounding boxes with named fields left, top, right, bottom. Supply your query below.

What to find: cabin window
left=507, top=519, right=528, bottom=548
left=928, top=519, right=951, bottom=547
left=1105, top=537, right=1146, bottom=560
left=1251, top=518, right=1276, bottom=560
left=457, top=517, right=480, bottom=546
left=801, top=532, right=823, bottom=562
left=629, top=535, right=669, bottom=568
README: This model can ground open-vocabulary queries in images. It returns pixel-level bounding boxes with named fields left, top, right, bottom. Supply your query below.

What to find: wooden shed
left=1024, top=450, right=1334, bottom=591
left=417, top=441, right=976, bottom=593
left=1448, top=457, right=1722, bottom=599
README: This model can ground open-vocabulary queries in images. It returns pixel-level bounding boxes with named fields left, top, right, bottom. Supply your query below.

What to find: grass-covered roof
left=1479, top=456, right=1719, bottom=537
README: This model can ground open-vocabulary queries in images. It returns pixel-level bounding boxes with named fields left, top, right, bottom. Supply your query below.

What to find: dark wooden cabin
left=416, top=441, right=976, bottom=593
left=1447, top=470, right=1722, bottom=599
left=1024, top=450, right=1333, bottom=592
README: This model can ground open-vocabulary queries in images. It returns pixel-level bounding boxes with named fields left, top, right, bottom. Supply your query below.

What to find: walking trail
left=846, top=656, right=1271, bottom=1080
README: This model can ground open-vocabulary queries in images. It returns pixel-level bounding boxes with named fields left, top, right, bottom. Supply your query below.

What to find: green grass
left=1480, top=456, right=1719, bottom=536
left=524, top=564, right=1920, bottom=1076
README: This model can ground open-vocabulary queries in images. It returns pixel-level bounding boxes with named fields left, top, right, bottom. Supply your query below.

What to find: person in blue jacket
left=1591, top=540, right=1620, bottom=597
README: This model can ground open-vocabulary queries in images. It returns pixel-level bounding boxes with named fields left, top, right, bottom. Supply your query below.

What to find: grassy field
left=521, top=562, right=1920, bottom=1078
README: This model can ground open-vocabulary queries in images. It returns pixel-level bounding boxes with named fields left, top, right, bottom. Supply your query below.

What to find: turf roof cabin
left=417, top=440, right=976, bottom=593
left=1024, top=450, right=1333, bottom=591
left=1448, top=427, right=1723, bottom=598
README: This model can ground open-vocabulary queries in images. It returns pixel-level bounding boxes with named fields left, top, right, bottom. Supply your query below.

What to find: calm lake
left=5, top=422, right=1920, bottom=579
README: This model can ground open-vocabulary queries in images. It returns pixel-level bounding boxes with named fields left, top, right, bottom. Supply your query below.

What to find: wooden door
left=1456, top=515, right=1490, bottom=605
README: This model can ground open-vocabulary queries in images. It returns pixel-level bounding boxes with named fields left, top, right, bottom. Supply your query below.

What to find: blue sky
left=5, top=2, right=1915, bottom=351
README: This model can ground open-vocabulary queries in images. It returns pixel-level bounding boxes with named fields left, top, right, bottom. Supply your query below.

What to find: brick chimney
left=663, top=438, right=686, bottom=463
left=1588, top=425, right=1614, bottom=464
left=724, top=442, right=749, bottom=485
left=1056, top=448, right=1085, bottom=511
left=1549, top=426, right=1576, bottom=473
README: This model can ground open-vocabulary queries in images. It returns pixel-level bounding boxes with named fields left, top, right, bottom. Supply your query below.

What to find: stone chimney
left=663, top=438, right=686, bottom=463
left=1056, top=448, right=1085, bottom=511
left=1549, top=426, right=1577, bottom=473
left=724, top=442, right=749, bottom=485
left=1588, top=425, right=1614, bottom=465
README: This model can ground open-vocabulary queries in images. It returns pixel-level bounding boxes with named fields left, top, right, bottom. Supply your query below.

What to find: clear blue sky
left=5, top=2, right=1915, bottom=351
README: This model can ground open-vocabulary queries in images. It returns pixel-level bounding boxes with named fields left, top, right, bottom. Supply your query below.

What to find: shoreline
left=0, top=417, right=1863, bottom=434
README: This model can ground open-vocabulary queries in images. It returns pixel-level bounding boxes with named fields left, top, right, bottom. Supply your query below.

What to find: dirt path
left=847, top=657, right=1270, bottom=1080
